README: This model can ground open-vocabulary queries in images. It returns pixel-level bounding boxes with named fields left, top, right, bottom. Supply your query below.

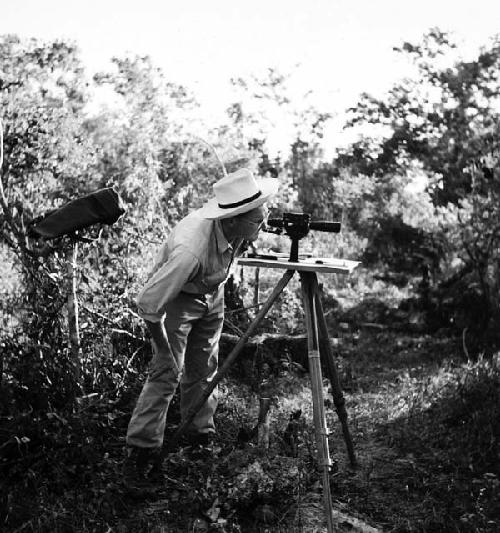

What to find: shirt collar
left=214, top=219, right=232, bottom=254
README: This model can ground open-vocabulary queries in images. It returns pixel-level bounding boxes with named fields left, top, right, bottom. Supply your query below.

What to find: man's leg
left=180, top=287, right=224, bottom=438
left=127, top=293, right=211, bottom=448
left=124, top=294, right=210, bottom=487
left=124, top=338, right=185, bottom=489
left=126, top=326, right=187, bottom=450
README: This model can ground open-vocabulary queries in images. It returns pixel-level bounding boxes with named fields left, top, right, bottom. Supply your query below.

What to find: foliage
left=322, top=329, right=500, bottom=533
left=2, top=329, right=499, bottom=532
left=420, top=155, right=500, bottom=352
left=0, top=373, right=322, bottom=532
left=0, top=35, right=99, bottom=216
left=382, top=356, right=500, bottom=532
left=327, top=28, right=500, bottom=254
left=339, top=28, right=500, bottom=205
left=228, top=67, right=333, bottom=218
left=322, top=30, right=500, bottom=349
left=0, top=34, right=104, bottom=404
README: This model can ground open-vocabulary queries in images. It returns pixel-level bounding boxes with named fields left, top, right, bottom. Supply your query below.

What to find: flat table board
left=237, top=256, right=360, bottom=274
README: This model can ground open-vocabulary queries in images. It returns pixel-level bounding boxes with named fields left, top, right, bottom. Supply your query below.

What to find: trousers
left=126, top=286, right=224, bottom=448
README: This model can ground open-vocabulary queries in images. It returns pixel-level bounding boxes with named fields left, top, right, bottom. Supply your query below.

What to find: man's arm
left=136, top=246, right=200, bottom=323
left=144, top=320, right=176, bottom=368
left=136, top=246, right=200, bottom=364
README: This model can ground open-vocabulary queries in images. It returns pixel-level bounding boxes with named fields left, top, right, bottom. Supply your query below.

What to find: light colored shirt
left=136, top=209, right=242, bottom=322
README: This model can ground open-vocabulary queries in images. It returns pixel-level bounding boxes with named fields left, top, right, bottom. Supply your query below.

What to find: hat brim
left=198, top=178, right=279, bottom=219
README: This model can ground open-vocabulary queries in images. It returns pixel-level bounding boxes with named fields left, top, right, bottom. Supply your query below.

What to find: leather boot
left=122, top=446, right=161, bottom=492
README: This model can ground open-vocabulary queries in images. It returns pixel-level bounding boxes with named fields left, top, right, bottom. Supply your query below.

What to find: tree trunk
left=253, top=267, right=260, bottom=307
left=257, top=397, right=271, bottom=450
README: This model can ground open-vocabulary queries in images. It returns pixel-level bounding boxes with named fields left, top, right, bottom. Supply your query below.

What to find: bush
left=385, top=356, right=500, bottom=531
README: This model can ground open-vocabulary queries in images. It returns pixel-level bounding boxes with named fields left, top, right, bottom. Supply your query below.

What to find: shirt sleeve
left=136, top=246, right=200, bottom=322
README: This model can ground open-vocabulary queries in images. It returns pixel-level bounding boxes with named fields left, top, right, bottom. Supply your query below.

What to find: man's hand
left=145, top=320, right=179, bottom=372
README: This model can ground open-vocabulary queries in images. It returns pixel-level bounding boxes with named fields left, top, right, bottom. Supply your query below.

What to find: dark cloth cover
left=30, top=188, right=125, bottom=239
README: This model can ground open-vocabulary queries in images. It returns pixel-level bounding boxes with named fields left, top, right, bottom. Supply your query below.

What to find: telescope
left=264, top=212, right=341, bottom=262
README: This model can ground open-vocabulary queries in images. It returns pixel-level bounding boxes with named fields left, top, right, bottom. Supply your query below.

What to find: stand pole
left=300, top=272, right=335, bottom=533
left=67, top=241, right=82, bottom=386
left=166, top=269, right=295, bottom=451
left=311, top=275, right=357, bottom=467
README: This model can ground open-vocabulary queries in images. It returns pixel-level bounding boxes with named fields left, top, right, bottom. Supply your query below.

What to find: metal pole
left=67, top=241, right=82, bottom=385
left=253, top=267, right=260, bottom=307
left=167, top=269, right=295, bottom=451
left=311, top=274, right=357, bottom=467
left=300, top=272, right=335, bottom=533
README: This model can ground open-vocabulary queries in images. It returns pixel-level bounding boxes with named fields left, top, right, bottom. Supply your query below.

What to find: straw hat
left=198, top=168, right=278, bottom=219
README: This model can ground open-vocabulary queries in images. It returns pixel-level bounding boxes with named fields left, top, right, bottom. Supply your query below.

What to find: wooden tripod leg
left=300, top=272, right=335, bottom=533
left=166, top=269, right=295, bottom=452
left=311, top=275, right=357, bottom=467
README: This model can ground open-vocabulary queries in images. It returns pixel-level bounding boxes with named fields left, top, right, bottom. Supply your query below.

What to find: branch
left=439, top=261, right=474, bottom=289
left=225, top=301, right=264, bottom=315
left=484, top=221, right=500, bottom=256
left=1, top=226, right=19, bottom=250
left=80, top=303, right=145, bottom=341
left=0, top=119, right=31, bottom=254
left=0, top=116, right=6, bottom=207
left=223, top=317, right=244, bottom=337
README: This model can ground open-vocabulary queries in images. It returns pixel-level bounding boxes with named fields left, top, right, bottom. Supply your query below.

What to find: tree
left=0, top=35, right=101, bottom=404
left=339, top=28, right=500, bottom=205
left=332, top=28, right=500, bottom=351
left=227, top=67, right=333, bottom=216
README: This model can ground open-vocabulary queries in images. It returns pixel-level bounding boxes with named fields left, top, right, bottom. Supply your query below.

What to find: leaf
left=191, top=518, right=209, bottom=532
left=205, top=498, right=221, bottom=522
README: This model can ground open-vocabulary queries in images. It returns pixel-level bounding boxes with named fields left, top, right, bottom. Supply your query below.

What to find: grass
left=325, top=331, right=500, bottom=532
left=1, top=327, right=499, bottom=532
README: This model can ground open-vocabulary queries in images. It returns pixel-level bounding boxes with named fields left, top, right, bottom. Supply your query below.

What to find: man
left=124, top=167, right=278, bottom=487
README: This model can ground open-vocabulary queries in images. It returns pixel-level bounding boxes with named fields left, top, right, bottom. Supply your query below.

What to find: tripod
left=167, top=256, right=359, bottom=533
